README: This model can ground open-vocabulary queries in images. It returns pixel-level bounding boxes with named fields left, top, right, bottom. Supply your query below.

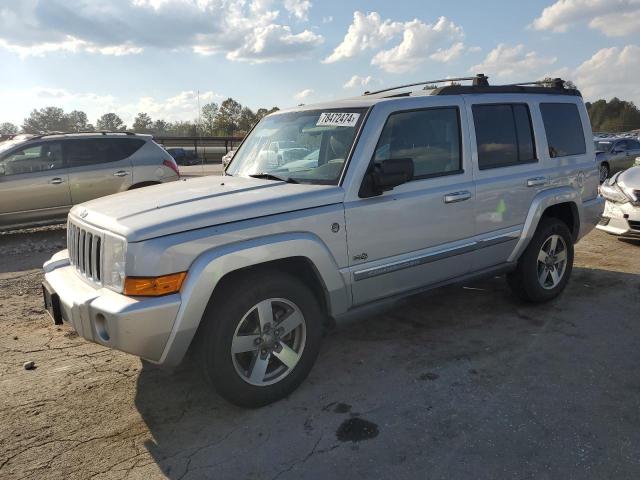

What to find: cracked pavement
left=1, top=226, right=640, bottom=479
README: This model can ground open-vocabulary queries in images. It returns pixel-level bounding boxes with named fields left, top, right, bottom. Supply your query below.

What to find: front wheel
left=197, top=270, right=323, bottom=407
left=507, top=217, right=574, bottom=303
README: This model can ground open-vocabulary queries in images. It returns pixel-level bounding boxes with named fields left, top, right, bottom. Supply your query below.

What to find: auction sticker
left=316, top=112, right=360, bottom=127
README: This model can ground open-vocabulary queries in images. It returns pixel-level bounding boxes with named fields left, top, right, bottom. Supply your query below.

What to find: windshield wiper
left=248, top=173, right=298, bottom=184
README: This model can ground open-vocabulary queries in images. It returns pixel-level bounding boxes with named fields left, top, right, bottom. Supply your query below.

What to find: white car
left=597, top=166, right=640, bottom=238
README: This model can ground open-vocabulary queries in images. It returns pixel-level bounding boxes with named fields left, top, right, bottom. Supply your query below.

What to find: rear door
left=466, top=98, right=542, bottom=270
left=344, top=98, right=476, bottom=305
left=65, top=137, right=133, bottom=204
left=0, top=141, right=71, bottom=228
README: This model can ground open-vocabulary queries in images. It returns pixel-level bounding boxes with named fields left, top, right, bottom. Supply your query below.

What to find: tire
left=599, top=162, right=610, bottom=184
left=507, top=217, right=574, bottom=303
left=197, top=270, right=324, bottom=408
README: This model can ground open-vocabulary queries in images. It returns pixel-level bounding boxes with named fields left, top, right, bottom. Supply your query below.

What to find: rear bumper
left=578, top=196, right=605, bottom=240
left=43, top=250, right=181, bottom=363
left=596, top=200, right=640, bottom=238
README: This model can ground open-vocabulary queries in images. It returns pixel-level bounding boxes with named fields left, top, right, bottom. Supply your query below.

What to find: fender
left=507, top=186, right=580, bottom=263
left=158, top=232, right=349, bottom=366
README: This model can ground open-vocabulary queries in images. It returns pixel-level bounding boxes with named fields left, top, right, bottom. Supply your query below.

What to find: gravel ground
left=0, top=228, right=639, bottom=479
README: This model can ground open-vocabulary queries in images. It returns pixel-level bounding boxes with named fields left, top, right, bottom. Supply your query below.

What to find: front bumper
left=43, top=250, right=181, bottom=363
left=596, top=200, right=640, bottom=238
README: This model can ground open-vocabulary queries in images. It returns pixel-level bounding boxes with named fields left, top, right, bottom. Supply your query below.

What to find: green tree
left=0, top=122, right=18, bottom=135
left=65, top=110, right=92, bottom=132
left=132, top=112, right=153, bottom=133
left=168, top=121, right=198, bottom=136
left=22, top=107, right=68, bottom=133
left=201, top=102, right=219, bottom=135
left=152, top=119, right=170, bottom=136
left=587, top=98, right=640, bottom=132
left=238, top=107, right=257, bottom=133
left=96, top=113, right=127, bottom=131
left=215, top=98, right=242, bottom=135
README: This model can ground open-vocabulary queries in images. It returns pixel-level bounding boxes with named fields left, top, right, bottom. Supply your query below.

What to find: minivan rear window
left=540, top=103, right=586, bottom=158
left=65, top=138, right=145, bottom=167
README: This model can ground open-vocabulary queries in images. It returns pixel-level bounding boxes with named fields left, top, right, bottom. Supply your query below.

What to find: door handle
left=113, top=170, right=130, bottom=177
left=527, top=176, right=547, bottom=187
left=49, top=177, right=63, bottom=185
left=443, top=191, right=472, bottom=204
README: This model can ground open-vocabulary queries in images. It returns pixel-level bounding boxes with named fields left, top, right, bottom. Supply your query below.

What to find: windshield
left=226, top=108, right=367, bottom=184
left=594, top=140, right=612, bottom=152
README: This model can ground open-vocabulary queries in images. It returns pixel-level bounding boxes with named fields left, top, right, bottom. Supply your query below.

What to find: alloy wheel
left=231, top=298, right=306, bottom=386
left=536, top=234, right=568, bottom=290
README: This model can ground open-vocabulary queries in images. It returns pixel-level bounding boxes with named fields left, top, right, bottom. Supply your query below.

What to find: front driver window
left=0, top=142, right=64, bottom=176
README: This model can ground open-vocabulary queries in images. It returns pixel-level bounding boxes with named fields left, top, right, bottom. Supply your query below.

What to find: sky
left=1, top=0, right=639, bottom=127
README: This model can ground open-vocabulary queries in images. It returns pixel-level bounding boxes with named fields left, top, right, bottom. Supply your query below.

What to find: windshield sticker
left=316, top=112, right=360, bottom=128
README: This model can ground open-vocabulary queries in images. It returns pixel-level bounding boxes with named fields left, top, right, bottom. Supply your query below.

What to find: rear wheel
left=197, top=270, right=323, bottom=407
left=507, top=217, right=574, bottom=303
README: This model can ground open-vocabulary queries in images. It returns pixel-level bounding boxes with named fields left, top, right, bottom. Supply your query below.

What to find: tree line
left=0, top=98, right=279, bottom=137
left=586, top=98, right=640, bottom=133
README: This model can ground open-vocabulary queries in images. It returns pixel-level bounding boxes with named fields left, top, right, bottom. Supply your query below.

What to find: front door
left=0, top=141, right=71, bottom=228
left=65, top=138, right=133, bottom=204
left=345, top=100, right=476, bottom=306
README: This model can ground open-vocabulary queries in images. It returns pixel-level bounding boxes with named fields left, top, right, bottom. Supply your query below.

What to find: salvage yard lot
left=1, top=227, right=639, bottom=479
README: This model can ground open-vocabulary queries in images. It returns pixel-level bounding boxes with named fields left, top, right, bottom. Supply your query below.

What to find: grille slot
left=629, top=220, right=640, bottom=231
left=67, top=220, right=103, bottom=283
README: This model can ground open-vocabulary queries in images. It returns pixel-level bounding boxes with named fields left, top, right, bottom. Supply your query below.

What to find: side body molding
left=159, top=232, right=349, bottom=366
left=507, top=186, right=580, bottom=263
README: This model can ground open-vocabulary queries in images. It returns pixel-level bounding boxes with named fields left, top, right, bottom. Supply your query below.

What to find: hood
left=618, top=166, right=640, bottom=189
left=70, top=176, right=344, bottom=242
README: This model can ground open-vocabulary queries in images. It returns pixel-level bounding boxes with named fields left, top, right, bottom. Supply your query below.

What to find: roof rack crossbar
left=364, top=74, right=488, bottom=96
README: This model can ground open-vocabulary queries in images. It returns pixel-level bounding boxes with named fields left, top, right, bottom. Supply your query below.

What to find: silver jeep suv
left=0, top=132, right=180, bottom=231
left=43, top=75, right=604, bottom=407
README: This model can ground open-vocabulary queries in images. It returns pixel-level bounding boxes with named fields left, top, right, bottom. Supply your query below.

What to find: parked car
left=597, top=166, right=640, bottom=238
left=0, top=132, right=180, bottom=231
left=166, top=147, right=200, bottom=166
left=43, top=75, right=603, bottom=407
left=222, top=149, right=236, bottom=168
left=594, top=137, right=640, bottom=183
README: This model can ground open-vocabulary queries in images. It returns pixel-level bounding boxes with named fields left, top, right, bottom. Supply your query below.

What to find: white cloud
left=470, top=43, right=557, bottom=78
left=0, top=0, right=322, bottom=62
left=324, top=12, right=468, bottom=73
left=323, top=11, right=404, bottom=63
left=283, top=0, right=311, bottom=20
left=294, top=89, right=314, bottom=101
left=343, top=75, right=376, bottom=89
left=531, top=0, right=640, bottom=37
left=572, top=45, right=640, bottom=104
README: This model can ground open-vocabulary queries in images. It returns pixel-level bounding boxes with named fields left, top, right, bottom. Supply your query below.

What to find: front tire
left=197, top=270, right=323, bottom=408
left=507, top=217, right=574, bottom=303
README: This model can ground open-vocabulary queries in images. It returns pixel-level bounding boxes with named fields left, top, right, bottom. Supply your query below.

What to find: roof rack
left=26, top=130, right=139, bottom=140
left=363, top=74, right=581, bottom=98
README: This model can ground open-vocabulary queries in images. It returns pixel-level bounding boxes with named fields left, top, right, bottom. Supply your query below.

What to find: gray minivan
left=0, top=132, right=180, bottom=231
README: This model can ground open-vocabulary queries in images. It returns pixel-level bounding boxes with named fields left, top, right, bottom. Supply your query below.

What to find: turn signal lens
left=123, top=272, right=187, bottom=297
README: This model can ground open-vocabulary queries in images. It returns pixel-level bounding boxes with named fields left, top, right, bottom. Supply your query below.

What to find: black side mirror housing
left=360, top=158, right=414, bottom=197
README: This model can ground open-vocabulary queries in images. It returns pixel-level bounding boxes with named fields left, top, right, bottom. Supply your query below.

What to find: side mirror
left=360, top=158, right=414, bottom=197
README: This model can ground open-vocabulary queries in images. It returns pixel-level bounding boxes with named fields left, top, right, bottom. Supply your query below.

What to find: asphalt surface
left=0, top=228, right=639, bottom=479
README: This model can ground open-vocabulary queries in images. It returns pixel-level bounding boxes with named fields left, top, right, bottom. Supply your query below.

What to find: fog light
left=123, top=272, right=187, bottom=297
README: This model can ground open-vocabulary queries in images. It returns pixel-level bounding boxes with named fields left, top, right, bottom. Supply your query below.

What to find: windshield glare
left=226, top=109, right=366, bottom=184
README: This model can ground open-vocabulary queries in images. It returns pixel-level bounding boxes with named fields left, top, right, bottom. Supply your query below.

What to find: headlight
left=102, top=234, right=127, bottom=292
left=635, top=157, right=640, bottom=167
left=600, top=183, right=629, bottom=204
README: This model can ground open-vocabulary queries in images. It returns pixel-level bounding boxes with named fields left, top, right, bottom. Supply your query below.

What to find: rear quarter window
left=540, top=103, right=586, bottom=158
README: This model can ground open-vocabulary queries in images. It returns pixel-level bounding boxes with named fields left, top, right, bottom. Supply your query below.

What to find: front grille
left=629, top=220, right=640, bottom=231
left=67, top=221, right=103, bottom=283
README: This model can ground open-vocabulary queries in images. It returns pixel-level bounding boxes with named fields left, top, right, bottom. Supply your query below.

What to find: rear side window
left=65, top=138, right=145, bottom=167
left=374, top=107, right=462, bottom=179
left=540, top=103, right=586, bottom=158
left=473, top=104, right=536, bottom=170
